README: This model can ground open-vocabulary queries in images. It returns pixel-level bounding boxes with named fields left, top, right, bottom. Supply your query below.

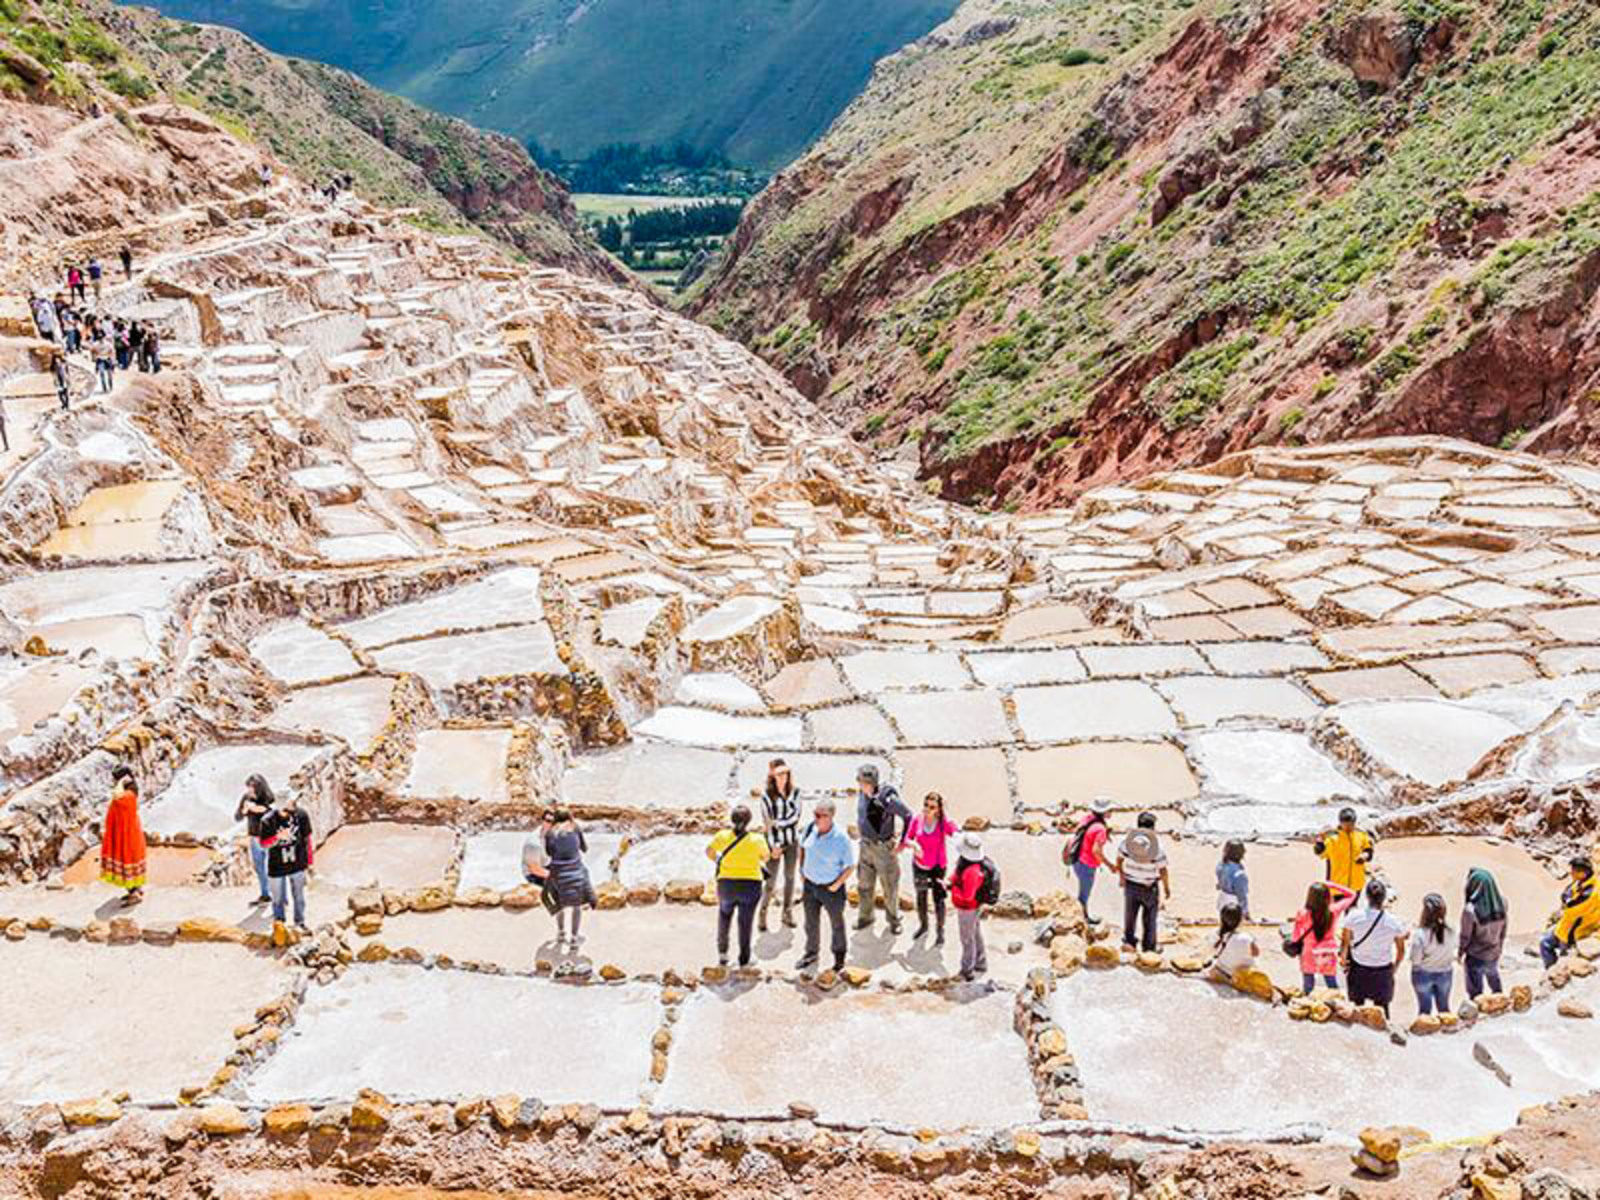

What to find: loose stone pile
left=2, top=180, right=1600, bottom=1175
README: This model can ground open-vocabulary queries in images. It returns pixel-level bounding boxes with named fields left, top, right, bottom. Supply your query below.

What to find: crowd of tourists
left=24, top=253, right=160, bottom=416
left=97, top=759, right=1600, bottom=1006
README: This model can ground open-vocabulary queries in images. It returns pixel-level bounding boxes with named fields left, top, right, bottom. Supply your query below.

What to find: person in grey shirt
left=1458, top=867, right=1508, bottom=998
left=854, top=763, right=910, bottom=935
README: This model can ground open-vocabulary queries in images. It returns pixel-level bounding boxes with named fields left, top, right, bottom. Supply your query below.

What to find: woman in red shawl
left=100, top=766, right=147, bottom=905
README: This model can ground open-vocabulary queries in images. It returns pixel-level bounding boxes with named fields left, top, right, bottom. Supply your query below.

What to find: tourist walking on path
left=234, top=774, right=276, bottom=904
left=544, top=809, right=596, bottom=951
left=948, top=831, right=991, bottom=980
left=1341, top=879, right=1409, bottom=1017
left=31, top=294, right=57, bottom=342
left=89, top=324, right=114, bottom=393
left=260, top=790, right=314, bottom=932
left=1063, top=797, right=1111, bottom=918
left=59, top=304, right=80, bottom=354
left=100, top=766, right=146, bottom=907
left=1410, top=893, right=1455, bottom=1015
left=757, top=758, right=801, bottom=931
left=66, top=264, right=85, bottom=305
left=0, top=395, right=9, bottom=452
left=1209, top=899, right=1258, bottom=983
left=902, top=791, right=958, bottom=945
left=1216, top=839, right=1250, bottom=920
left=1289, top=881, right=1355, bottom=993
left=50, top=351, right=70, bottom=411
left=87, top=257, right=103, bottom=303
left=119, top=244, right=132, bottom=281
left=1315, top=807, right=1376, bottom=893
left=796, top=798, right=853, bottom=975
left=1459, top=867, right=1508, bottom=997
left=139, top=327, right=161, bottom=374
left=707, top=805, right=772, bottom=968
left=113, top=319, right=131, bottom=370
left=1115, top=812, right=1169, bottom=954
left=1539, top=856, right=1599, bottom=968
left=854, top=763, right=910, bottom=934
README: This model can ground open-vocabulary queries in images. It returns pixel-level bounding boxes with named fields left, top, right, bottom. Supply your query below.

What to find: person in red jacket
left=948, top=832, right=989, bottom=981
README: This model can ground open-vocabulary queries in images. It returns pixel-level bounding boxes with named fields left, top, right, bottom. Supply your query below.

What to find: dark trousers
left=802, top=878, right=847, bottom=970
left=1122, top=881, right=1159, bottom=951
left=913, top=863, right=947, bottom=935
left=716, top=878, right=762, bottom=966
left=1464, top=954, right=1503, bottom=997
left=1347, top=961, right=1396, bottom=1015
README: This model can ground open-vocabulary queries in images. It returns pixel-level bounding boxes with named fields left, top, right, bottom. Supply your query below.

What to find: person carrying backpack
left=948, top=831, right=994, bottom=980
left=1115, top=812, right=1169, bottom=954
left=1063, top=797, right=1112, bottom=918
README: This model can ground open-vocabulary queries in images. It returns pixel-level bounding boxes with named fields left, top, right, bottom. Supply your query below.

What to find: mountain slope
left=14, top=0, right=614, bottom=275
left=130, top=0, right=962, bottom=170
left=693, top=0, right=1600, bottom=507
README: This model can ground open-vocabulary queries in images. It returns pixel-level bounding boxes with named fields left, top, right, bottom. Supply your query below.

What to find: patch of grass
left=1144, top=334, right=1259, bottom=431
left=1103, top=242, right=1135, bottom=273
left=863, top=413, right=887, bottom=436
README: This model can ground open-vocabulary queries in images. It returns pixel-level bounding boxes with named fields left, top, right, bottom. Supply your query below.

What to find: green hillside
left=127, top=0, right=962, bottom=170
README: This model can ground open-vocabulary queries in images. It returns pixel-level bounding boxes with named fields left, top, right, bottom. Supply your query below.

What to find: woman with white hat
left=948, top=831, right=992, bottom=981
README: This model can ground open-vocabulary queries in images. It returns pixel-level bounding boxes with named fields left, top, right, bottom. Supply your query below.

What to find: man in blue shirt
left=854, top=763, right=911, bottom=934
left=797, top=798, right=854, bottom=975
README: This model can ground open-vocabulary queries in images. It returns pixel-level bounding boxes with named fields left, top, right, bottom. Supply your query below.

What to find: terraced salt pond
left=1057, top=969, right=1600, bottom=1140
left=143, top=743, right=327, bottom=839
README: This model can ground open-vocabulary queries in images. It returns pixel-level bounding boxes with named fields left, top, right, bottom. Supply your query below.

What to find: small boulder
left=1557, top=999, right=1592, bottom=1020
left=841, top=966, right=871, bottom=987
left=195, top=1103, right=251, bottom=1135
left=349, top=1089, right=392, bottom=1131
left=264, top=1104, right=312, bottom=1136
left=595, top=882, right=626, bottom=910
left=60, top=1096, right=121, bottom=1126
left=663, top=879, right=703, bottom=903
left=1511, top=984, right=1533, bottom=1012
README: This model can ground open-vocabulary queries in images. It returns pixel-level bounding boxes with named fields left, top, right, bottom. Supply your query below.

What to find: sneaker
left=253, top=895, right=271, bottom=906
left=795, top=955, right=817, bottom=973
left=294, top=923, right=311, bottom=935
left=914, top=922, right=928, bottom=940
left=782, top=912, right=796, bottom=929
left=718, top=953, right=729, bottom=967
left=888, top=921, right=903, bottom=935
left=958, top=968, right=974, bottom=982
left=934, top=932, right=945, bottom=947
left=758, top=915, right=769, bottom=933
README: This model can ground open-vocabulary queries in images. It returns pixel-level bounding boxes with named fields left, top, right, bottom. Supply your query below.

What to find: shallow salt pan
left=658, top=986, right=1039, bottom=1128
left=268, top=676, right=396, bottom=751
left=402, top=728, right=514, bottom=802
left=0, top=561, right=212, bottom=626
left=372, top=623, right=563, bottom=688
left=1188, top=729, right=1363, bottom=808
left=560, top=743, right=733, bottom=811
left=879, top=690, right=1011, bottom=746
left=1056, top=970, right=1600, bottom=1140
left=840, top=650, right=971, bottom=691
left=633, top=707, right=802, bottom=749
left=682, top=594, right=780, bottom=642
left=965, top=648, right=1086, bottom=687
left=249, top=621, right=361, bottom=686
left=1012, top=681, right=1177, bottom=741
left=456, top=829, right=622, bottom=892
left=1334, top=700, right=1520, bottom=787
left=246, top=967, right=658, bottom=1106
left=337, top=567, right=544, bottom=648
left=673, top=672, right=765, bottom=711
left=144, top=744, right=326, bottom=840
left=617, top=834, right=713, bottom=889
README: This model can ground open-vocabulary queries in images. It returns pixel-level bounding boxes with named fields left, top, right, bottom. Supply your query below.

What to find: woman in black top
left=544, top=809, right=596, bottom=951
left=235, top=774, right=275, bottom=904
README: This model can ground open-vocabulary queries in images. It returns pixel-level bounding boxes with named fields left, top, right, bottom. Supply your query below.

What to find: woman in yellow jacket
left=1540, top=856, right=1599, bottom=968
left=707, top=805, right=774, bottom=969
left=1314, top=808, right=1375, bottom=892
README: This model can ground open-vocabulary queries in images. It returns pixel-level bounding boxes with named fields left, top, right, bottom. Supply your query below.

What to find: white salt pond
left=456, top=829, right=622, bottom=892
left=880, top=690, right=1011, bottom=746
left=633, top=707, right=802, bottom=749
left=658, top=986, right=1039, bottom=1128
left=246, top=966, right=659, bottom=1106
left=248, top=621, right=360, bottom=686
left=1335, top=700, right=1521, bottom=787
left=0, top=561, right=212, bottom=627
left=0, top=941, right=284, bottom=1104
left=143, top=744, right=325, bottom=840
left=560, top=743, right=733, bottom=811
left=268, top=676, right=395, bottom=751
left=617, top=835, right=713, bottom=889
left=402, top=728, right=514, bottom=803
left=336, top=567, right=544, bottom=648
left=840, top=650, right=971, bottom=692
left=1012, top=681, right=1178, bottom=741
left=673, top=672, right=765, bottom=711
left=1188, top=729, right=1365, bottom=810
left=1055, top=970, right=1600, bottom=1141
left=965, top=648, right=1086, bottom=687
left=371, top=623, right=563, bottom=688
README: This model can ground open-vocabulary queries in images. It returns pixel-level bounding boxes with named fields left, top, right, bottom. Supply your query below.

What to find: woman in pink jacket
left=901, top=792, right=959, bottom=946
left=1289, top=881, right=1356, bottom=993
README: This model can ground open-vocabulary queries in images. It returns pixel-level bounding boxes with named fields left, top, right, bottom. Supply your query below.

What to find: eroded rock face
left=1329, top=12, right=1417, bottom=89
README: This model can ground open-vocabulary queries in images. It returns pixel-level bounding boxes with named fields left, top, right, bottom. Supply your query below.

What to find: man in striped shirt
left=1115, top=812, right=1170, bottom=954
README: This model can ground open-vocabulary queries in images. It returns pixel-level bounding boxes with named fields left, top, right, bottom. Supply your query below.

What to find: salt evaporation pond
left=143, top=744, right=325, bottom=839
left=1055, top=970, right=1600, bottom=1140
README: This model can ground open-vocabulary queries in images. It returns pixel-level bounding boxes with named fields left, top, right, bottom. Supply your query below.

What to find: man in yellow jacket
left=1314, top=808, right=1376, bottom=892
left=1541, top=856, right=1600, bottom=968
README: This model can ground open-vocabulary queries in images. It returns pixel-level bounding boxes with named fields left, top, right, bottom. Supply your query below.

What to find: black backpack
left=976, top=858, right=1002, bottom=906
